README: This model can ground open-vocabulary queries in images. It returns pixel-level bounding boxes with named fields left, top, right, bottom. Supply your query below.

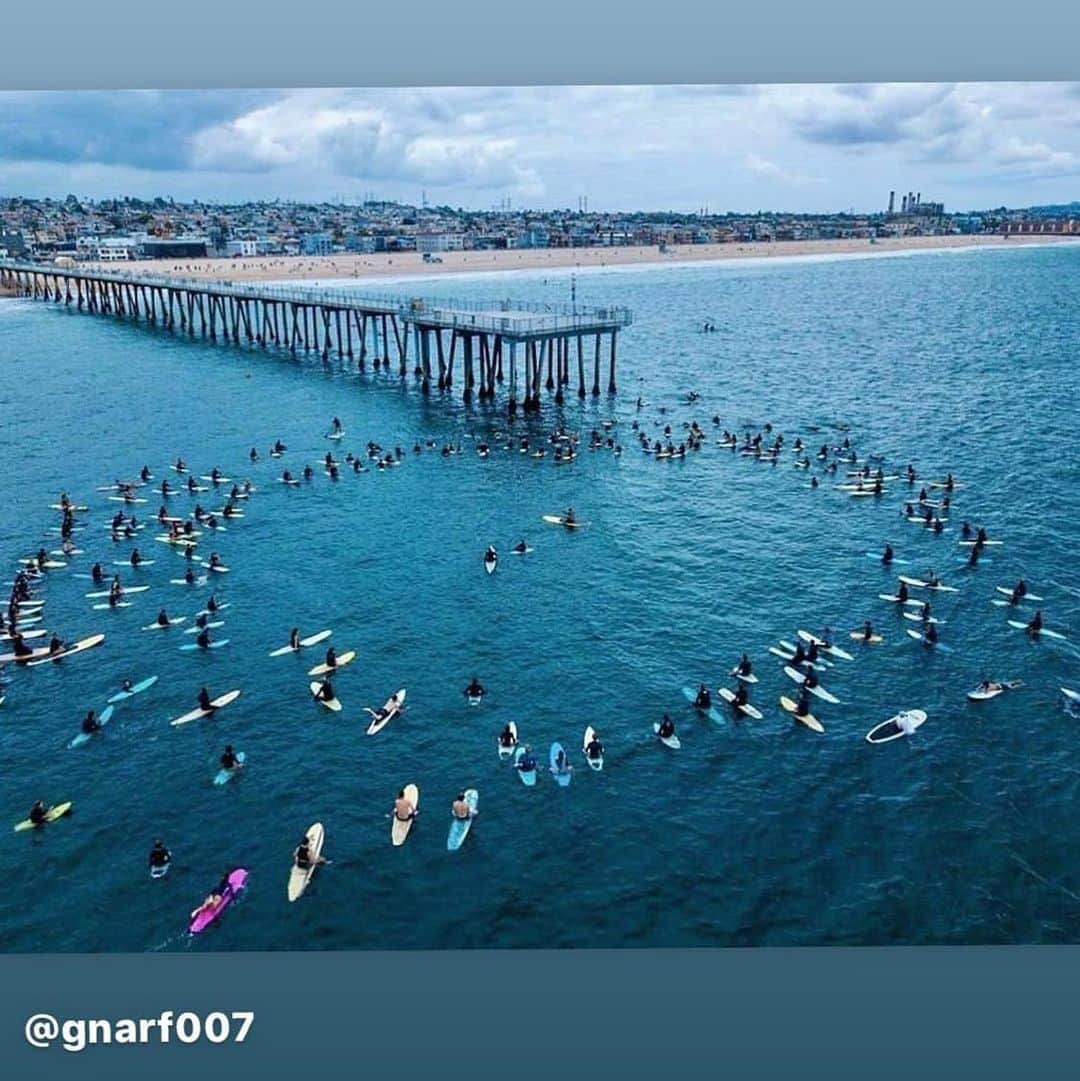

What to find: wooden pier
left=0, top=260, right=632, bottom=413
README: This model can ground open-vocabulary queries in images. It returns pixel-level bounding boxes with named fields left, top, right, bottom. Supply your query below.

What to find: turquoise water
left=2, top=243, right=1080, bottom=951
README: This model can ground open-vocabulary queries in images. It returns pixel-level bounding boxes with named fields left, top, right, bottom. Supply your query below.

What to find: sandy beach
left=87, top=233, right=1076, bottom=285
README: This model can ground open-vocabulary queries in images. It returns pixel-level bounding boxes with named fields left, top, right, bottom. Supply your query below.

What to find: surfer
left=249, top=448, right=259, bottom=462
left=288, top=628, right=301, bottom=650
left=733, top=685, right=750, bottom=709
left=148, top=840, right=171, bottom=873
left=1010, top=580, right=1027, bottom=605
left=882, top=543, right=894, bottom=566
left=198, top=687, right=213, bottom=712
left=554, top=748, right=570, bottom=774
left=191, top=875, right=230, bottom=919
left=1027, top=610, right=1044, bottom=637
left=184, top=567, right=196, bottom=585
left=81, top=710, right=102, bottom=735
left=331, top=416, right=343, bottom=434
left=323, top=646, right=338, bottom=670
left=498, top=724, right=517, bottom=751
left=512, top=539, right=529, bottom=554
left=585, top=731, right=604, bottom=761
left=119, top=678, right=133, bottom=694
left=657, top=714, right=677, bottom=740
left=394, top=789, right=417, bottom=824
left=451, top=793, right=473, bottom=821
left=925, top=623, right=940, bottom=645
left=156, top=609, right=171, bottom=628
left=735, top=654, right=753, bottom=679
left=206, top=595, right=220, bottom=614
left=563, top=507, right=577, bottom=526
left=28, top=801, right=48, bottom=827
left=794, top=688, right=811, bottom=718
left=484, top=545, right=497, bottom=567
left=897, top=581, right=910, bottom=604
left=693, top=684, right=713, bottom=710
left=463, top=677, right=486, bottom=702
left=516, top=745, right=537, bottom=775
left=317, top=677, right=335, bottom=703
left=91, top=563, right=104, bottom=585
left=195, top=628, right=212, bottom=649
left=220, top=745, right=240, bottom=772
left=859, top=620, right=875, bottom=642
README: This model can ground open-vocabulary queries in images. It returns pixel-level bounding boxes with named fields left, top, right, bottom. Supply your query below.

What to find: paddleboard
left=26, top=634, right=106, bottom=667
left=866, top=709, right=928, bottom=743
left=14, top=801, right=73, bottom=832
left=365, top=689, right=406, bottom=733
left=779, top=695, right=824, bottom=733
left=170, top=688, right=241, bottom=726
left=391, top=786, right=419, bottom=846
left=189, top=868, right=248, bottom=934
left=107, top=675, right=159, bottom=703
left=549, top=742, right=573, bottom=787
left=69, top=705, right=114, bottom=748
left=498, top=722, right=519, bottom=759
left=513, top=745, right=538, bottom=785
left=213, top=751, right=246, bottom=785
left=653, top=721, right=681, bottom=749
left=582, top=725, right=603, bottom=770
left=447, top=789, right=479, bottom=851
left=308, top=650, right=356, bottom=677
left=310, top=682, right=342, bottom=712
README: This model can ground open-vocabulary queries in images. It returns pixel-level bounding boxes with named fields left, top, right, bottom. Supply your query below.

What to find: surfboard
left=20, top=558, right=66, bottom=569
left=201, top=563, right=230, bottom=574
left=865, top=553, right=910, bottom=566
left=779, top=695, right=824, bottom=733
left=143, top=617, right=186, bottom=629
left=179, top=639, right=229, bottom=651
left=447, top=789, right=479, bottom=851
left=653, top=721, right=681, bottom=748
left=513, top=744, right=538, bottom=784
left=1007, top=620, right=1066, bottom=640
left=796, top=631, right=854, bottom=661
left=967, top=680, right=1022, bottom=701
left=391, top=786, right=419, bottom=846
left=86, top=585, right=150, bottom=598
left=681, top=685, right=726, bottom=724
left=959, top=539, right=1003, bottom=547
left=70, top=705, right=114, bottom=748
left=200, top=475, right=232, bottom=484
left=730, top=667, right=759, bottom=684
left=0, top=646, right=51, bottom=663
left=365, top=689, right=406, bottom=733
left=898, top=576, right=927, bottom=588
left=904, top=628, right=953, bottom=651
left=582, top=725, right=603, bottom=770
left=484, top=553, right=497, bottom=574
left=107, top=675, right=159, bottom=703
left=189, top=868, right=248, bottom=934
left=113, top=560, right=155, bottom=568
left=26, top=633, right=106, bottom=667
left=849, top=629, right=884, bottom=644
left=213, top=751, right=246, bottom=785
left=1, top=628, right=47, bottom=641
left=781, top=667, right=840, bottom=704
left=1062, top=688, right=1080, bottom=705
left=150, top=863, right=170, bottom=880
left=308, top=650, right=356, bottom=677
left=269, top=629, right=332, bottom=656
left=996, top=586, right=1043, bottom=601
left=14, top=801, right=73, bottom=832
left=866, top=709, right=928, bottom=743
left=170, top=688, right=241, bottom=726
left=498, top=722, right=519, bottom=759
left=549, top=742, right=573, bottom=787
left=184, top=621, right=225, bottom=634
left=542, top=515, right=586, bottom=528
left=310, top=682, right=342, bottom=712
left=510, top=546, right=534, bottom=555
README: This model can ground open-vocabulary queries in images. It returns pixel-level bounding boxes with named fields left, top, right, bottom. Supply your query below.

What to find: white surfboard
left=287, top=822, right=325, bottom=902
left=391, top=785, right=419, bottom=847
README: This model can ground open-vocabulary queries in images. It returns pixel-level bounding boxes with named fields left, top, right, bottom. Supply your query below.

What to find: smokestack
left=888, top=190, right=895, bottom=214
left=902, top=194, right=908, bottom=213
left=916, top=192, right=921, bottom=207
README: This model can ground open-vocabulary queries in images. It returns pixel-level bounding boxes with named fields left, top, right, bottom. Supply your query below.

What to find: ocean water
left=2, top=242, right=1079, bottom=952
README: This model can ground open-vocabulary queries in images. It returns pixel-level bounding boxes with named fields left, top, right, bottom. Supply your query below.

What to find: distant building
left=138, top=236, right=209, bottom=259
left=415, top=233, right=465, bottom=253
left=300, top=232, right=333, bottom=256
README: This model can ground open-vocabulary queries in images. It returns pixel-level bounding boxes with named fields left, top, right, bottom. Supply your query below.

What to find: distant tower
left=916, top=192, right=921, bottom=207
left=902, top=194, right=908, bottom=213
left=888, top=190, right=895, bottom=214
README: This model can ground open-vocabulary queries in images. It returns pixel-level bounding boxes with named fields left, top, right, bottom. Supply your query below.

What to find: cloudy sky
left=1, top=83, right=1078, bottom=212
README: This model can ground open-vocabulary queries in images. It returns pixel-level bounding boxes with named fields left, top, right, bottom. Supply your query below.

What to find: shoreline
left=85, top=233, right=1078, bottom=286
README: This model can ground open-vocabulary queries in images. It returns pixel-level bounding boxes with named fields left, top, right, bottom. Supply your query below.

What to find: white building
left=415, top=233, right=465, bottom=253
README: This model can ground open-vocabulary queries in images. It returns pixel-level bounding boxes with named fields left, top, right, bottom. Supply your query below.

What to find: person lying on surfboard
left=191, top=876, right=229, bottom=919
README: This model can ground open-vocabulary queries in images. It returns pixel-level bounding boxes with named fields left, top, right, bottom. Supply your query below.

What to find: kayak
left=26, top=634, right=106, bottom=667
left=70, top=705, right=114, bottom=748
left=513, top=745, right=538, bottom=785
left=582, top=725, right=603, bottom=771
left=779, top=695, right=824, bottom=733
left=287, top=823, right=325, bottom=901
left=365, top=689, right=406, bottom=733
left=213, top=751, right=246, bottom=785
left=14, top=801, right=73, bottom=831
left=269, top=630, right=332, bottom=657
left=107, top=675, right=159, bottom=703
left=653, top=721, right=681, bottom=749
left=447, top=789, right=479, bottom=852
left=308, top=650, right=357, bottom=677
left=549, top=742, right=573, bottom=787
left=682, top=685, right=726, bottom=724
left=967, top=680, right=1022, bottom=702
left=866, top=709, right=928, bottom=744
left=497, top=722, right=518, bottom=760
left=170, top=688, right=241, bottom=727
left=310, top=681, right=342, bottom=712
left=189, top=868, right=249, bottom=934
left=391, top=787, right=419, bottom=847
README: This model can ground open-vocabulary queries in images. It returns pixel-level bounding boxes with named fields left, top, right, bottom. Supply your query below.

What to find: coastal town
left=2, top=191, right=1077, bottom=268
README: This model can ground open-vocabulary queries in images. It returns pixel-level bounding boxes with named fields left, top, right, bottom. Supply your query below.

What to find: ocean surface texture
left=2, top=244, right=1079, bottom=951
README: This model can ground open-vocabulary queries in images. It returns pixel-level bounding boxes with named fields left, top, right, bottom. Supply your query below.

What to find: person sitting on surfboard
left=484, top=545, right=497, bottom=564
left=860, top=621, right=875, bottom=642
left=658, top=715, right=676, bottom=740
left=735, top=654, right=753, bottom=678
left=925, top=624, right=940, bottom=645
left=120, top=678, right=133, bottom=694
left=897, top=581, right=910, bottom=604
left=156, top=609, right=171, bottom=628
left=220, top=746, right=239, bottom=772
left=516, top=745, right=537, bottom=773
left=498, top=724, right=517, bottom=750
left=196, top=629, right=213, bottom=650
left=148, top=840, right=171, bottom=872
left=1010, top=580, right=1027, bottom=605
left=1027, top=611, right=1043, bottom=636
left=303, top=465, right=314, bottom=480
left=394, top=790, right=417, bottom=824
left=317, top=678, right=335, bottom=702
left=47, top=634, right=64, bottom=655
left=81, top=710, right=101, bottom=735
left=694, top=684, right=712, bottom=710
left=451, top=793, right=472, bottom=821
left=323, top=646, right=338, bottom=670
left=564, top=507, right=576, bottom=526
left=512, top=539, right=529, bottom=554
left=881, top=544, right=894, bottom=566
left=286, top=628, right=300, bottom=650
left=198, top=687, right=213, bottom=711
left=464, top=678, right=486, bottom=702
left=733, top=685, right=749, bottom=709
left=795, top=689, right=811, bottom=718
left=586, top=733, right=604, bottom=760
left=29, top=801, right=47, bottom=827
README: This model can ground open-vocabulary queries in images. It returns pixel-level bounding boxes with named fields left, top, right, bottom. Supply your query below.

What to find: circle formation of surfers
left=5, top=406, right=1073, bottom=936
